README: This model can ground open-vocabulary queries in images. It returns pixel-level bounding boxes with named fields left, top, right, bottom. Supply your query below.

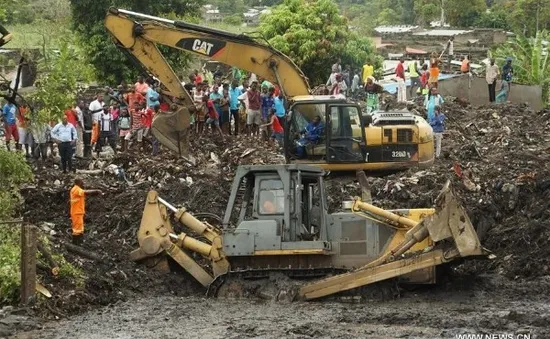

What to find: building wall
left=437, top=75, right=543, bottom=111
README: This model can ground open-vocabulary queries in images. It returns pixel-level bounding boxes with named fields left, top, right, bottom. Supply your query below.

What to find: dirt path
left=13, top=286, right=549, bottom=339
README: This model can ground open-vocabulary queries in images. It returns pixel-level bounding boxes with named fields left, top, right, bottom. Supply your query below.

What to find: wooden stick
left=64, top=243, right=104, bottom=262
left=37, top=240, right=59, bottom=276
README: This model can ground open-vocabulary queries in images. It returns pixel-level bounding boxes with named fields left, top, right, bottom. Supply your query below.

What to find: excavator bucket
left=298, top=181, right=488, bottom=300
left=151, top=105, right=191, bottom=156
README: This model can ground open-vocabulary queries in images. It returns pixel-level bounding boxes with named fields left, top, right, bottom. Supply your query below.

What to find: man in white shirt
left=95, top=110, right=116, bottom=157
left=89, top=93, right=105, bottom=123
left=486, top=58, right=500, bottom=103
left=74, top=103, right=84, bottom=158
left=51, top=116, right=77, bottom=173
left=446, top=36, right=454, bottom=72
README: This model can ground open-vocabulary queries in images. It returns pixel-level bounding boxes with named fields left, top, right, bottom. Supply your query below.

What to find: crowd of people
left=0, top=67, right=291, bottom=173
left=1, top=51, right=516, bottom=171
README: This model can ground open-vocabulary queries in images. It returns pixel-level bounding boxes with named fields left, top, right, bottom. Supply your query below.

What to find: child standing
left=118, top=108, right=132, bottom=152
left=202, top=95, right=224, bottom=138
left=261, top=108, right=284, bottom=147
left=429, top=106, right=445, bottom=158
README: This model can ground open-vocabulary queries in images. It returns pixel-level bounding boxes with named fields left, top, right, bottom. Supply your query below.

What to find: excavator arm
left=104, top=8, right=310, bottom=155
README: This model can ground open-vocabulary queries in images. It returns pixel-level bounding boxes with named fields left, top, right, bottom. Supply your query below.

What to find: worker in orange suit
left=70, top=178, right=103, bottom=245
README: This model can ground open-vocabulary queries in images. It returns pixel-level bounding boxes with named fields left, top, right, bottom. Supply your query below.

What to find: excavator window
left=257, top=179, right=290, bottom=215
left=326, top=105, right=363, bottom=163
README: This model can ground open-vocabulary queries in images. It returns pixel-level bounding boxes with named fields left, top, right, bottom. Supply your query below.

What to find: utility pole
left=440, top=0, right=445, bottom=26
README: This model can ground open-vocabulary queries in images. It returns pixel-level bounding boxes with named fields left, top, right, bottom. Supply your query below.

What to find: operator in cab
left=261, top=191, right=278, bottom=214
left=295, top=115, right=324, bottom=158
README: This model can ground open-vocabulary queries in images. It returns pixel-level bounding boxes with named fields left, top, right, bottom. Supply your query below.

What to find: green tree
left=217, top=0, right=246, bottom=15
left=494, top=30, right=550, bottom=104
left=259, top=0, right=379, bottom=85
left=376, top=8, right=401, bottom=25
left=69, top=0, right=204, bottom=84
left=414, top=0, right=487, bottom=26
left=31, top=39, right=94, bottom=123
left=510, top=0, right=550, bottom=36
left=474, top=4, right=511, bottom=30
left=223, top=14, right=244, bottom=26
left=444, top=0, right=487, bottom=27
left=414, top=0, right=440, bottom=25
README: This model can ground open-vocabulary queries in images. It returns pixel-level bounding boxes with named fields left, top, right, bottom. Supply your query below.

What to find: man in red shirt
left=193, top=69, right=203, bottom=86
left=124, top=85, right=145, bottom=112
left=246, top=81, right=262, bottom=137
left=143, top=103, right=160, bottom=155
left=126, top=102, right=146, bottom=151
left=65, top=108, right=78, bottom=127
left=395, top=58, right=407, bottom=102
left=134, top=75, right=149, bottom=95
left=202, top=95, right=223, bottom=138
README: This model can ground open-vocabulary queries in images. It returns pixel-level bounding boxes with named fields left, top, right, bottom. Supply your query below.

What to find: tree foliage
left=259, top=0, right=379, bottom=85
left=69, top=0, right=204, bottom=84
left=414, top=0, right=487, bottom=27
left=31, top=39, right=94, bottom=124
left=494, top=30, right=550, bottom=104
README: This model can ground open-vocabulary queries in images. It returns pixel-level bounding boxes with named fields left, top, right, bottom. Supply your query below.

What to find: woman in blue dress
left=424, top=86, right=444, bottom=121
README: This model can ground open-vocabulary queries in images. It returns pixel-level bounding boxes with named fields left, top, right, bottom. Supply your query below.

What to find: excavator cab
left=286, top=96, right=365, bottom=165
left=285, top=96, right=436, bottom=172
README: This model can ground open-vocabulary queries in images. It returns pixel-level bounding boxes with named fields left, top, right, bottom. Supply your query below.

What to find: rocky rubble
left=15, top=101, right=550, bottom=319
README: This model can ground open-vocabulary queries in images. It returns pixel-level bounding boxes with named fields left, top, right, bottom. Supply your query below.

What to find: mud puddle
left=13, top=286, right=549, bottom=339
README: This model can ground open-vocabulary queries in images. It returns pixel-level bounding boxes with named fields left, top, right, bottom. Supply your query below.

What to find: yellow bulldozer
left=130, top=164, right=488, bottom=300
left=104, top=8, right=435, bottom=172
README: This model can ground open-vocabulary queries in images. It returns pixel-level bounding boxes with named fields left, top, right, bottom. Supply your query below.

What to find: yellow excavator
left=130, top=164, right=488, bottom=300
left=104, top=8, right=435, bottom=172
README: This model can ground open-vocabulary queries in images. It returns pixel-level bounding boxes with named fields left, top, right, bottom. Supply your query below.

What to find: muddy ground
left=3, top=101, right=550, bottom=338
left=11, top=276, right=550, bottom=339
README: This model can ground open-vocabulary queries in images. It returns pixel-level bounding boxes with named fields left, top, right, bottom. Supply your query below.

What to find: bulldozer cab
left=222, top=165, right=330, bottom=249
left=285, top=96, right=365, bottom=164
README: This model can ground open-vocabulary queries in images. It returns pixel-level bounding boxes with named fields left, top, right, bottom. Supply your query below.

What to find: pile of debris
left=20, top=136, right=283, bottom=316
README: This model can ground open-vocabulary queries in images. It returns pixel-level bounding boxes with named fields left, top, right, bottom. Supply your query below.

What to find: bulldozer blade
left=423, top=180, right=486, bottom=257
left=151, top=105, right=190, bottom=156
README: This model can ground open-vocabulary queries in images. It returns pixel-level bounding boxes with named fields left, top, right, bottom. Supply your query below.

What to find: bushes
left=0, top=227, right=21, bottom=304
left=0, top=149, right=32, bottom=304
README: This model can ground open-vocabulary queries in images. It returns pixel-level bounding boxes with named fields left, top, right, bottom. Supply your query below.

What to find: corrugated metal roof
left=375, top=25, right=419, bottom=34
left=413, top=29, right=472, bottom=36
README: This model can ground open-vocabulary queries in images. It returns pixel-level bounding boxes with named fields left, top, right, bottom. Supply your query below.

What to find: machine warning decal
left=176, top=38, right=226, bottom=57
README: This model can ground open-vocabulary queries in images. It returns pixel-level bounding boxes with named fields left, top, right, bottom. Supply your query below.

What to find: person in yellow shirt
left=70, top=178, right=103, bottom=245
left=362, top=61, right=374, bottom=83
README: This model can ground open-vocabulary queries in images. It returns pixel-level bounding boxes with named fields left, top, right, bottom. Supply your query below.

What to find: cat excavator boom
left=105, top=8, right=435, bottom=171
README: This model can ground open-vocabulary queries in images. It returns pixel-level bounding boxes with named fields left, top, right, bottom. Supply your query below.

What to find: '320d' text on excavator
left=104, top=8, right=435, bottom=172
left=130, top=164, right=488, bottom=300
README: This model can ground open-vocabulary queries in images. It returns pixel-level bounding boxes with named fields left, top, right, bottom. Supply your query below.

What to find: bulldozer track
left=206, top=267, right=401, bottom=302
